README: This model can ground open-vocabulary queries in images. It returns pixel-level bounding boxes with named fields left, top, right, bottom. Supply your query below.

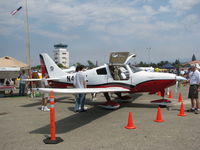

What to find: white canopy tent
left=0, top=56, right=28, bottom=79
left=0, top=67, right=20, bottom=79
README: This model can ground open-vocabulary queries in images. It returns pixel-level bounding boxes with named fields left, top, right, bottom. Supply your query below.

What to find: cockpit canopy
left=109, top=52, right=136, bottom=65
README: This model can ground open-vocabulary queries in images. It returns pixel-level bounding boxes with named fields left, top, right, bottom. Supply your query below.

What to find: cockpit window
left=109, top=65, right=129, bottom=80
left=96, top=68, right=107, bottom=75
left=129, top=65, right=138, bottom=73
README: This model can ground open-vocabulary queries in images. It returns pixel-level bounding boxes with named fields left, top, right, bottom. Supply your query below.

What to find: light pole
left=25, top=0, right=31, bottom=69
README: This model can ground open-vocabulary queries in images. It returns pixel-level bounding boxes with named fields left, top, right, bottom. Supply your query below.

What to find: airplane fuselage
left=48, top=63, right=176, bottom=94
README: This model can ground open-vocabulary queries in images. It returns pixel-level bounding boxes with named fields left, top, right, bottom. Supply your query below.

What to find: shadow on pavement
left=20, top=96, right=72, bottom=107
left=30, top=106, right=114, bottom=134
left=29, top=93, right=158, bottom=135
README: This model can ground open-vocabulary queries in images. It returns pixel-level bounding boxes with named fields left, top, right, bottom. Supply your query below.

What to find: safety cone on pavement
left=157, top=91, right=161, bottom=96
left=43, top=91, right=64, bottom=144
left=178, top=102, right=187, bottom=117
left=168, top=90, right=173, bottom=98
left=178, top=92, right=183, bottom=103
left=124, top=112, right=136, bottom=129
left=154, top=107, right=165, bottom=123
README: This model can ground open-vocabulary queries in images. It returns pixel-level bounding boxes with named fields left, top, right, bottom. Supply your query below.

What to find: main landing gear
left=99, top=92, right=132, bottom=109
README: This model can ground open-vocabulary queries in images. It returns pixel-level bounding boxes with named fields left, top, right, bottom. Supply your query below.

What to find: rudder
left=39, top=53, right=66, bottom=78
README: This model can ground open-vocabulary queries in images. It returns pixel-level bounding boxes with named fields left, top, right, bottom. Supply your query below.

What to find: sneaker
left=194, top=109, right=200, bottom=114
left=186, top=108, right=195, bottom=112
left=43, top=107, right=50, bottom=111
left=79, top=109, right=87, bottom=112
left=41, top=106, right=44, bottom=111
left=74, top=106, right=80, bottom=112
left=79, top=106, right=88, bottom=112
left=92, top=97, right=97, bottom=101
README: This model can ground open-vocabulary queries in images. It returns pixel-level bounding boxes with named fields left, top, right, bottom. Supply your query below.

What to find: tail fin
left=40, top=53, right=66, bottom=78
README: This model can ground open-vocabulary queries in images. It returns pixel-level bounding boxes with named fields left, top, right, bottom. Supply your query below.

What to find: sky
left=0, top=0, right=200, bottom=66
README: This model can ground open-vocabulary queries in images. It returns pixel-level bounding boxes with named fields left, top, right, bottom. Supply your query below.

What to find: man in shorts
left=187, top=65, right=200, bottom=114
left=41, top=73, right=50, bottom=111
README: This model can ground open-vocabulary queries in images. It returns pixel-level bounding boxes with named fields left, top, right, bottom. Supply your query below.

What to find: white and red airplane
left=30, top=52, right=185, bottom=109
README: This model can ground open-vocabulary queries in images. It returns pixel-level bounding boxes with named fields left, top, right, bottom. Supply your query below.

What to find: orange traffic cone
left=157, top=91, right=161, bottom=96
left=178, top=92, right=183, bottom=103
left=168, top=90, right=173, bottom=98
left=124, top=112, right=136, bottom=129
left=43, top=91, right=63, bottom=144
left=178, top=102, right=187, bottom=116
left=154, top=107, right=165, bottom=122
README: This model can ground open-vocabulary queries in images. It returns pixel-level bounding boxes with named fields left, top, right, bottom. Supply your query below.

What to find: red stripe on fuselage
left=49, top=81, right=73, bottom=88
left=87, top=84, right=131, bottom=90
left=49, top=79, right=176, bottom=93
left=131, top=79, right=176, bottom=93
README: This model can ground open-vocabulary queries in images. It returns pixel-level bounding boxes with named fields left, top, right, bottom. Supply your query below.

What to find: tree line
left=137, top=54, right=197, bottom=68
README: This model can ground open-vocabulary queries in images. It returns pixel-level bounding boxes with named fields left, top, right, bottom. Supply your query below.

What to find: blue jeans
left=19, top=83, right=26, bottom=96
left=74, top=93, right=86, bottom=111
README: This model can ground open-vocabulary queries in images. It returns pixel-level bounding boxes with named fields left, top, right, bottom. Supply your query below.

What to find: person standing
left=73, top=65, right=87, bottom=112
left=41, top=73, right=50, bottom=111
left=113, top=66, right=120, bottom=80
left=187, top=65, right=200, bottom=114
left=19, top=70, right=27, bottom=96
left=31, top=71, right=40, bottom=97
left=91, top=93, right=97, bottom=101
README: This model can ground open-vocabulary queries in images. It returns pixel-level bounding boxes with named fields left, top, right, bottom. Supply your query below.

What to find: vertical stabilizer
left=40, top=53, right=66, bottom=78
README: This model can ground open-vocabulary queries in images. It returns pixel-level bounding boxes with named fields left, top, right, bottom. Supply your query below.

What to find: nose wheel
left=151, top=89, right=172, bottom=110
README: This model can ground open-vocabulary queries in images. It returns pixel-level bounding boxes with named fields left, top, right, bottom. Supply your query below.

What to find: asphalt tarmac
left=0, top=85, right=200, bottom=150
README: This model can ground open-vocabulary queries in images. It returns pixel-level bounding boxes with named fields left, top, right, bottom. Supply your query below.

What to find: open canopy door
left=109, top=52, right=136, bottom=65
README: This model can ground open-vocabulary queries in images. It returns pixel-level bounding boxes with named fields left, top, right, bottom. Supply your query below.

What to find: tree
left=157, top=61, right=170, bottom=68
left=150, top=63, right=157, bottom=68
left=76, top=62, right=83, bottom=66
left=136, top=61, right=148, bottom=67
left=87, top=60, right=96, bottom=69
left=31, top=65, right=41, bottom=71
left=192, top=54, right=196, bottom=61
left=57, top=63, right=66, bottom=68
left=172, top=59, right=181, bottom=68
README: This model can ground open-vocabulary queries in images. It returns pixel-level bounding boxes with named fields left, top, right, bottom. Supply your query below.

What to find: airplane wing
left=23, top=78, right=60, bottom=81
left=33, top=87, right=130, bottom=94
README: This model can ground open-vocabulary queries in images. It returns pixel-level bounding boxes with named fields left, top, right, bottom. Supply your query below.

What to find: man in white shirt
left=187, top=65, right=200, bottom=114
left=73, top=65, right=87, bottom=112
left=180, top=69, right=185, bottom=76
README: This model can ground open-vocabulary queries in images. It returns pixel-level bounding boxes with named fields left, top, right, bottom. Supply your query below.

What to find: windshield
left=129, top=64, right=141, bottom=73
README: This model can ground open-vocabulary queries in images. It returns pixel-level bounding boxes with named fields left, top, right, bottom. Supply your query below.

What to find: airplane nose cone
left=176, top=76, right=187, bottom=81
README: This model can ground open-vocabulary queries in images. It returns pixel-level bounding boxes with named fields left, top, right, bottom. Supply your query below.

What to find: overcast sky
left=0, top=0, right=200, bottom=66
